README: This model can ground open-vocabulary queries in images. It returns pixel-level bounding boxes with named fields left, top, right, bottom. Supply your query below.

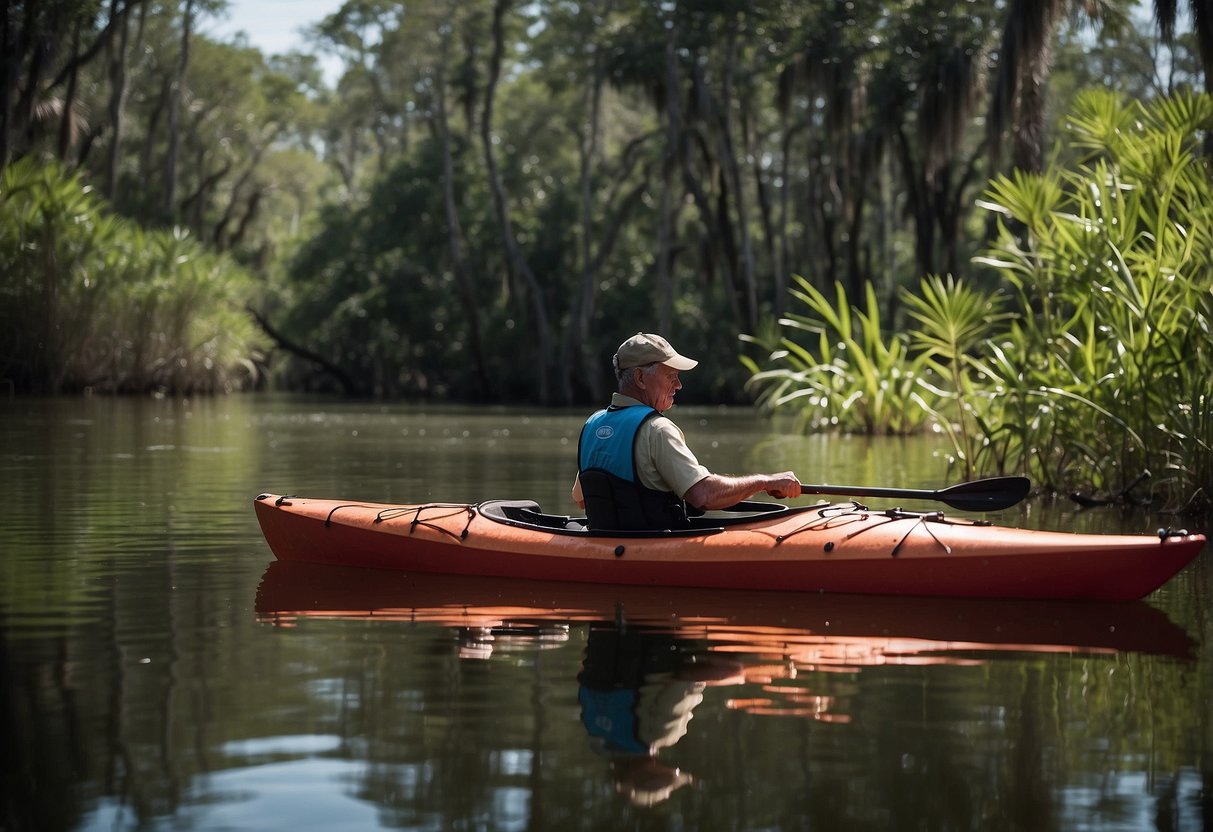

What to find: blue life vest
left=579, top=405, right=657, bottom=481
left=577, top=406, right=689, bottom=531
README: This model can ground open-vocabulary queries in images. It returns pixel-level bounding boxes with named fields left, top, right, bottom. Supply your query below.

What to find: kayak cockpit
left=476, top=498, right=800, bottom=538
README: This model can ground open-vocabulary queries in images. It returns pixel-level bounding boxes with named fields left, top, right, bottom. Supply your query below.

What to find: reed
left=901, top=274, right=1011, bottom=478
left=747, top=89, right=1213, bottom=509
left=973, top=89, right=1213, bottom=507
left=741, top=277, right=937, bottom=435
left=0, top=159, right=265, bottom=394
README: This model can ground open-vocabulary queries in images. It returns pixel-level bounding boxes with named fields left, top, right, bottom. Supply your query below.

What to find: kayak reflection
left=254, top=560, right=1195, bottom=664
left=254, top=561, right=1194, bottom=807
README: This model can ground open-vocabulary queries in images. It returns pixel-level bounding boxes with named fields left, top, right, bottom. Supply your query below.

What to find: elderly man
left=573, top=332, right=801, bottom=530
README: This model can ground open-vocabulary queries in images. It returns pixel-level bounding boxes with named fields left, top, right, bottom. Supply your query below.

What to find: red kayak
left=253, top=494, right=1204, bottom=601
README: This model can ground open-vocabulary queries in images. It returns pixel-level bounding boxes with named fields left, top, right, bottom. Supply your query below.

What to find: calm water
left=3, top=395, right=1210, bottom=831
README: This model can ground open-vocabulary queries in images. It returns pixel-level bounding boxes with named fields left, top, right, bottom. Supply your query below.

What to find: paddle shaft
left=798, top=476, right=1031, bottom=512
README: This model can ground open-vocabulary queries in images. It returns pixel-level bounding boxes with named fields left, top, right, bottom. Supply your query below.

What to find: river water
left=3, top=395, right=1210, bottom=831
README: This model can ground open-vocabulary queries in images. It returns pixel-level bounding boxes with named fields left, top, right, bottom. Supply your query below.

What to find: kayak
left=252, top=493, right=1205, bottom=601
left=255, top=562, right=1196, bottom=660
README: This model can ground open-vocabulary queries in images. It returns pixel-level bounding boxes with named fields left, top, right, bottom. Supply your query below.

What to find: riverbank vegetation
left=745, top=90, right=1213, bottom=509
left=0, top=158, right=264, bottom=393
left=3, top=1, right=1212, bottom=502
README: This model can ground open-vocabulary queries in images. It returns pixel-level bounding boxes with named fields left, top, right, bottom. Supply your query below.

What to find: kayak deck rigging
left=296, top=494, right=1011, bottom=559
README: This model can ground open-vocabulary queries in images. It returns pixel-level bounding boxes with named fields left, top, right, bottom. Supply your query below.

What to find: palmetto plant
left=902, top=274, right=1012, bottom=479
left=741, top=276, right=937, bottom=436
left=748, top=88, right=1213, bottom=509
left=973, top=88, right=1213, bottom=507
left=0, top=158, right=265, bottom=394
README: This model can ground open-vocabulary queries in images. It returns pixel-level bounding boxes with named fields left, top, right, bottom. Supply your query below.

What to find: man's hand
left=763, top=472, right=802, bottom=500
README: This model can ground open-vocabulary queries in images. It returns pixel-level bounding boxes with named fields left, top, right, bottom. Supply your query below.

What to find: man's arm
left=683, top=472, right=801, bottom=511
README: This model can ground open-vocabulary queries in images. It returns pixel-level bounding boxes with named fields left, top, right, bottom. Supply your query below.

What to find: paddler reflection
left=577, top=621, right=746, bottom=806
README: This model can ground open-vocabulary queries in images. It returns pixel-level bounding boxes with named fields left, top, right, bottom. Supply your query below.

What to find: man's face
left=634, top=363, right=683, bottom=412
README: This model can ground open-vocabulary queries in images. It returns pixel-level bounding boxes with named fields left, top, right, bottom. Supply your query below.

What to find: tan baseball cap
left=614, top=333, right=698, bottom=371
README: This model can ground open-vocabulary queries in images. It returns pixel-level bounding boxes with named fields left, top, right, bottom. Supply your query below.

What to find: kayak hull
left=252, top=494, right=1205, bottom=601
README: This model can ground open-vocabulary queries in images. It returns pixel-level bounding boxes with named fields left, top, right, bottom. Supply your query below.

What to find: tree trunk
left=246, top=306, right=365, bottom=396
left=437, top=5, right=491, bottom=399
left=716, top=30, right=757, bottom=331
left=894, top=126, right=935, bottom=279
left=56, top=19, right=83, bottom=163
left=164, top=0, right=194, bottom=220
left=845, top=173, right=868, bottom=300
left=1012, top=47, right=1050, bottom=174
left=139, top=75, right=169, bottom=220
left=557, top=41, right=605, bottom=405
left=879, top=147, right=896, bottom=297
left=937, top=142, right=985, bottom=278
left=7, top=3, right=121, bottom=164
left=656, top=17, right=683, bottom=336
left=0, top=1, right=12, bottom=167
left=774, top=121, right=806, bottom=318
left=747, top=99, right=777, bottom=314
left=989, top=0, right=1064, bottom=175
left=106, top=0, right=133, bottom=202
left=482, top=0, right=551, bottom=402
left=15, top=5, right=54, bottom=156
left=180, top=151, right=228, bottom=231
left=712, top=159, right=743, bottom=325
left=229, top=189, right=261, bottom=248
left=558, top=101, right=652, bottom=400
left=213, top=158, right=257, bottom=247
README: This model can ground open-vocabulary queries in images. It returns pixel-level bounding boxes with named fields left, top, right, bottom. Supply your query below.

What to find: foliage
left=741, top=277, right=937, bottom=435
left=902, top=274, right=1012, bottom=474
left=971, top=88, right=1213, bottom=507
left=277, top=136, right=512, bottom=398
left=0, top=0, right=1016, bottom=402
left=2, top=1, right=335, bottom=270
left=748, top=88, right=1213, bottom=509
left=3, top=0, right=1212, bottom=411
left=0, top=158, right=265, bottom=393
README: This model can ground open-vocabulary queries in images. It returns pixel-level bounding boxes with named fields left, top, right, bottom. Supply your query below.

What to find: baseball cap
left=614, top=333, right=698, bottom=371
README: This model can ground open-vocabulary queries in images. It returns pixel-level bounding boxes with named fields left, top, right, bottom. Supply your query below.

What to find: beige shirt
left=573, top=393, right=711, bottom=505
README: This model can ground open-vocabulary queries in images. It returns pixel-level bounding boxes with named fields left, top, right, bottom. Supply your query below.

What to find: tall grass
left=746, top=89, right=1213, bottom=510
left=0, top=159, right=265, bottom=394
left=741, top=277, right=938, bottom=435
left=971, top=89, right=1213, bottom=508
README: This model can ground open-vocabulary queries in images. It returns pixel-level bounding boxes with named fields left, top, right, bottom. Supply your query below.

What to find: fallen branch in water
left=1070, top=470, right=1152, bottom=508
left=246, top=305, right=364, bottom=397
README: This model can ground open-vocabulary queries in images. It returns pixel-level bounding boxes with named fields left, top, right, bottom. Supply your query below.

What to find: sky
left=202, top=0, right=346, bottom=65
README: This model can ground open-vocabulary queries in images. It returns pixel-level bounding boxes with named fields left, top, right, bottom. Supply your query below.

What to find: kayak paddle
left=798, top=475, right=1031, bottom=512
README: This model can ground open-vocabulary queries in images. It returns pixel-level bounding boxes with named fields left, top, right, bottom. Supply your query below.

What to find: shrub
left=0, top=159, right=265, bottom=394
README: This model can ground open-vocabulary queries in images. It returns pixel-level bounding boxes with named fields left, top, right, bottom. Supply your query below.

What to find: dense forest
left=3, top=0, right=1213, bottom=503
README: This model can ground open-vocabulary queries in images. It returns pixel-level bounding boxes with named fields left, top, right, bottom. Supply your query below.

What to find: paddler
left=573, top=332, right=800, bottom=530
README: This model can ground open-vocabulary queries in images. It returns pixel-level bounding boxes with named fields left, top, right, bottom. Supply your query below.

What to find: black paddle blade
left=936, top=476, right=1032, bottom=511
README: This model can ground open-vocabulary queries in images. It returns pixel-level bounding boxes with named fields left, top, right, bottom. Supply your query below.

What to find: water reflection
left=255, top=562, right=1196, bottom=810
left=5, top=397, right=1207, bottom=830
left=578, top=624, right=710, bottom=805
left=255, top=562, right=1195, bottom=664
